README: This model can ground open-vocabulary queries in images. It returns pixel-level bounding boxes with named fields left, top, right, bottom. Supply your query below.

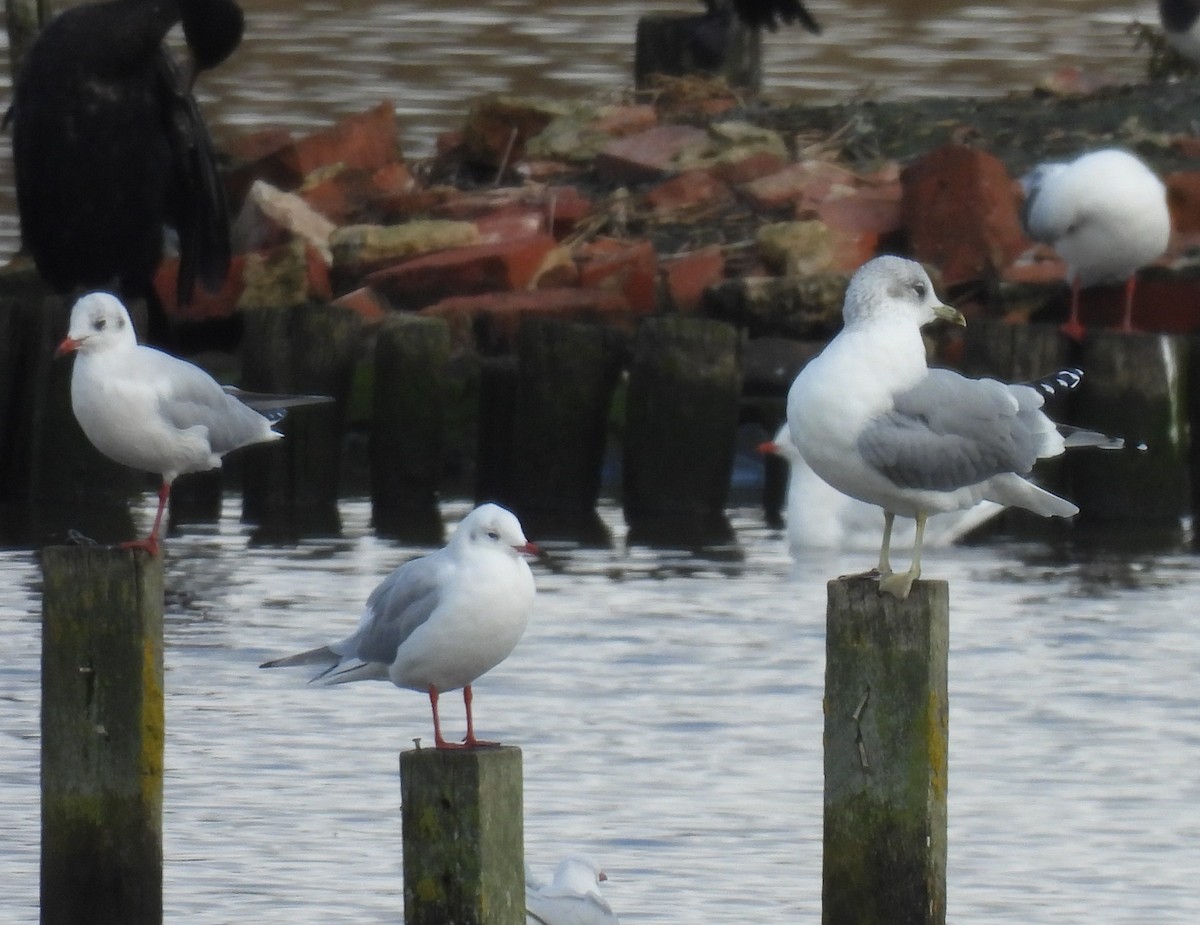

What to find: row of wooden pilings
left=3, top=284, right=1197, bottom=550
left=41, top=544, right=949, bottom=924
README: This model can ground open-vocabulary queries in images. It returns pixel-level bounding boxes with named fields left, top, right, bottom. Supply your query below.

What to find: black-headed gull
left=1020, top=148, right=1170, bottom=340
left=526, top=854, right=619, bottom=925
left=786, top=256, right=1121, bottom=599
left=55, top=290, right=325, bottom=555
left=262, top=503, right=538, bottom=750
left=758, top=424, right=1003, bottom=556
left=1160, top=0, right=1200, bottom=65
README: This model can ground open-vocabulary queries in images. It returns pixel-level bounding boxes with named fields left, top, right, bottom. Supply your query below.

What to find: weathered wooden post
left=958, top=319, right=1070, bottom=383
left=823, top=577, right=948, bottom=925
left=400, top=746, right=524, bottom=925
left=505, top=318, right=623, bottom=534
left=371, top=314, right=451, bottom=541
left=1070, top=331, right=1190, bottom=526
left=634, top=7, right=762, bottom=91
left=41, top=545, right=165, bottom=925
left=623, top=316, right=741, bottom=542
left=240, top=302, right=362, bottom=538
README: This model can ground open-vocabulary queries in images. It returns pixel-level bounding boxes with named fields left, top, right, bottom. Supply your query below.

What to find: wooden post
left=1070, top=331, right=1190, bottom=526
left=958, top=319, right=1070, bottom=383
left=240, top=302, right=362, bottom=538
left=507, top=319, right=623, bottom=527
left=400, top=746, right=524, bottom=925
left=623, top=316, right=741, bottom=542
left=634, top=11, right=762, bottom=91
left=823, top=577, right=948, bottom=925
left=370, top=314, right=451, bottom=541
left=41, top=546, right=165, bottom=925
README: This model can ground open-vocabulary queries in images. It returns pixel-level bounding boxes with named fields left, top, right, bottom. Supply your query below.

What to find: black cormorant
left=721, top=0, right=820, bottom=32
left=8, top=0, right=244, bottom=325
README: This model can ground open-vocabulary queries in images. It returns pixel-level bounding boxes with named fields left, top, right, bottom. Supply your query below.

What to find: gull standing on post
left=56, top=290, right=327, bottom=555
left=786, top=256, right=1122, bottom=599
left=1020, top=148, right=1170, bottom=340
left=262, top=503, right=538, bottom=750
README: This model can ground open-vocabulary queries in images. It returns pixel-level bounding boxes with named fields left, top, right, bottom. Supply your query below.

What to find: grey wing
left=351, top=554, right=446, bottom=665
left=858, top=369, right=1042, bottom=490
left=142, top=348, right=276, bottom=454
left=526, top=891, right=619, bottom=925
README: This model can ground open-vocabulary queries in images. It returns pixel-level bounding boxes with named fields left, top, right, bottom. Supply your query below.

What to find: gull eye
left=913, top=282, right=926, bottom=299
left=487, top=530, right=500, bottom=541
left=93, top=316, right=107, bottom=331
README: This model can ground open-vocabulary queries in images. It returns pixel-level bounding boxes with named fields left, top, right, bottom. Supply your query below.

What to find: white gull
left=786, top=255, right=1121, bottom=599
left=262, top=503, right=538, bottom=749
left=55, top=291, right=324, bottom=555
left=1020, top=148, right=1170, bottom=339
left=758, top=423, right=1003, bottom=556
left=526, top=854, right=620, bottom=925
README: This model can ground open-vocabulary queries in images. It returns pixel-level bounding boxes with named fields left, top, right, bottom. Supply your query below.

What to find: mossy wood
left=41, top=545, right=165, bottom=925
left=240, top=302, right=362, bottom=538
left=823, top=577, right=948, bottom=925
left=634, top=12, right=762, bottom=91
left=371, top=313, right=450, bottom=539
left=400, top=745, right=524, bottom=925
left=1070, top=331, right=1190, bottom=526
left=622, top=316, right=742, bottom=533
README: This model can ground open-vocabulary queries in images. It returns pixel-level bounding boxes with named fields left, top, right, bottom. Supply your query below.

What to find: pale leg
left=879, top=512, right=927, bottom=600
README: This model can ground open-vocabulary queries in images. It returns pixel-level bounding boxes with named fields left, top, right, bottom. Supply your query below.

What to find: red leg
left=1120, top=275, right=1138, bottom=333
left=462, top=685, right=498, bottom=748
left=428, top=686, right=459, bottom=749
left=120, top=480, right=170, bottom=556
left=1060, top=277, right=1087, bottom=341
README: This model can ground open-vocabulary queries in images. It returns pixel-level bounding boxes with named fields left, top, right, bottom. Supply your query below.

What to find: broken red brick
left=709, top=149, right=790, bottom=186
left=576, top=238, right=659, bottom=314
left=366, top=234, right=559, bottom=310
left=253, top=101, right=402, bottom=190
left=900, top=144, right=1028, bottom=286
left=644, top=169, right=733, bottom=213
left=662, top=245, right=726, bottom=313
left=593, top=125, right=710, bottom=185
left=740, top=160, right=860, bottom=212
left=154, top=254, right=246, bottom=323
left=333, top=286, right=390, bottom=323
left=1166, top=171, right=1200, bottom=234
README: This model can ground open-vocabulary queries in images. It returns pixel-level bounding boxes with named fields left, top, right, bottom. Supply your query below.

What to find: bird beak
left=756, top=440, right=779, bottom=455
left=515, top=542, right=540, bottom=557
left=932, top=302, right=966, bottom=327
left=55, top=336, right=82, bottom=357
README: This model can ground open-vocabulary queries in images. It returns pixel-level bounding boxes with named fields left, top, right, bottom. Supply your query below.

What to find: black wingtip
left=1025, top=367, right=1084, bottom=398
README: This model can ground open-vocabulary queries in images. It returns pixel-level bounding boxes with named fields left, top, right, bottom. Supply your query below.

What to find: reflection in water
left=2, top=496, right=1199, bottom=924
left=0, top=1, right=1159, bottom=259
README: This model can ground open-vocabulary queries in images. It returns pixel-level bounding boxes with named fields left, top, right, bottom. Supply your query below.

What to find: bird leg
left=876, top=512, right=896, bottom=577
left=878, top=513, right=927, bottom=600
left=120, top=480, right=170, bottom=557
left=1120, top=275, right=1139, bottom=333
left=1060, top=276, right=1087, bottom=342
left=428, top=686, right=460, bottom=750
left=462, top=685, right=498, bottom=748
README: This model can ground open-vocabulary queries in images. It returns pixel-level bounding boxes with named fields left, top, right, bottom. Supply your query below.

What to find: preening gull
left=55, top=291, right=328, bottom=555
left=1021, top=148, right=1170, bottom=340
left=758, top=423, right=1004, bottom=556
left=527, top=854, right=620, bottom=925
left=262, top=503, right=538, bottom=749
left=786, top=256, right=1122, bottom=599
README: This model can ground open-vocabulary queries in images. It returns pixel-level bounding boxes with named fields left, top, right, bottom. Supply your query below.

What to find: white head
left=57, top=291, right=138, bottom=357
left=551, top=853, right=608, bottom=895
left=841, top=256, right=965, bottom=331
left=452, top=503, right=538, bottom=557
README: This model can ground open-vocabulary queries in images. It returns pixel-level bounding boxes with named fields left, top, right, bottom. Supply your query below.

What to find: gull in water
left=527, top=854, right=620, bottom=925
left=56, top=290, right=328, bottom=555
left=786, top=255, right=1122, bottom=599
left=262, top=503, right=538, bottom=749
left=1020, top=148, right=1170, bottom=340
left=758, top=423, right=1004, bottom=556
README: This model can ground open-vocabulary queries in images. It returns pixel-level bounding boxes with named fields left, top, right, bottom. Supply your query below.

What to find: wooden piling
left=634, top=11, right=762, bottom=91
left=240, top=302, right=362, bottom=538
left=508, top=319, right=623, bottom=521
left=41, top=545, right=165, bottom=925
left=958, top=319, right=1069, bottom=383
left=623, top=316, right=741, bottom=541
left=400, top=745, right=524, bottom=925
left=1070, top=331, right=1190, bottom=525
left=823, top=577, right=948, bottom=925
left=370, top=314, right=451, bottom=540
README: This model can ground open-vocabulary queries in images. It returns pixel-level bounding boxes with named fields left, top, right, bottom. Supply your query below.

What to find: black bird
left=1160, top=0, right=1200, bottom=65
left=720, top=0, right=821, bottom=33
left=8, top=0, right=244, bottom=328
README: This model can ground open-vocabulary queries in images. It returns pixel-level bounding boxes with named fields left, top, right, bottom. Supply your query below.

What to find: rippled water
left=2, top=496, right=1199, bottom=923
left=0, top=1, right=1165, bottom=258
